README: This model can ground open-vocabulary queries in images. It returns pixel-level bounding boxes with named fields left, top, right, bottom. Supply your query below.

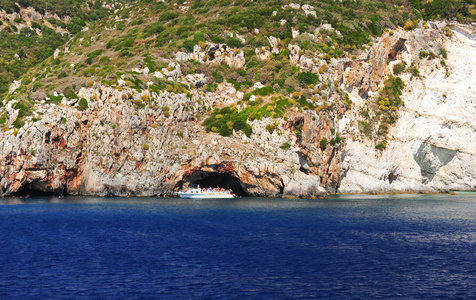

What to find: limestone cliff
left=1, top=22, right=475, bottom=197
left=0, top=83, right=335, bottom=197
left=338, top=22, right=476, bottom=193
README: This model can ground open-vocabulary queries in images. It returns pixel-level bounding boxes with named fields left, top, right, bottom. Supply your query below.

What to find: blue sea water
left=0, top=194, right=475, bottom=299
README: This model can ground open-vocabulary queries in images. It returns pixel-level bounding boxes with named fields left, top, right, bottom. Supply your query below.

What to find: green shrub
left=375, top=142, right=386, bottom=150
left=296, top=72, right=320, bottom=85
left=330, top=134, right=344, bottom=146
left=162, top=106, right=170, bottom=117
left=159, top=11, right=180, bottom=21
left=106, top=39, right=115, bottom=49
left=143, top=144, right=150, bottom=150
left=407, top=66, right=419, bottom=76
left=210, top=36, right=225, bottom=43
left=87, top=49, right=103, bottom=59
left=265, top=123, right=277, bottom=134
left=203, top=106, right=252, bottom=137
left=211, top=71, right=224, bottom=83
left=58, top=72, right=68, bottom=79
left=182, top=39, right=195, bottom=52
left=78, top=98, right=88, bottom=111
left=11, top=99, right=33, bottom=128
left=143, top=22, right=166, bottom=37
left=280, top=142, right=291, bottom=150
left=320, top=137, right=328, bottom=150
left=358, top=120, right=373, bottom=137
left=0, top=113, right=8, bottom=125
left=46, top=95, right=63, bottom=104
left=243, top=86, right=274, bottom=101
left=422, top=0, right=464, bottom=20
left=226, top=37, right=243, bottom=48
left=119, top=49, right=133, bottom=57
left=419, top=50, right=436, bottom=60
left=393, top=63, right=406, bottom=75
left=63, top=87, right=78, bottom=99
left=237, top=69, right=247, bottom=77
left=439, top=48, right=447, bottom=59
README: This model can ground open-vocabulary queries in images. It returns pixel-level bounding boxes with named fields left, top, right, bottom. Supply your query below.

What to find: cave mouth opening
left=184, top=171, right=248, bottom=197
left=10, top=182, right=65, bottom=197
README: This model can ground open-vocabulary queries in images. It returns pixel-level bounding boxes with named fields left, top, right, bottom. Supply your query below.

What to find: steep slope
left=1, top=1, right=475, bottom=197
left=339, top=23, right=476, bottom=193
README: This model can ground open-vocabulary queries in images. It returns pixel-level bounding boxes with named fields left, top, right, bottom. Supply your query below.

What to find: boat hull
left=177, top=192, right=234, bottom=199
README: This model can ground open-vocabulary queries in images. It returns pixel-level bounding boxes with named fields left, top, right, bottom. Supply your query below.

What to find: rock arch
left=179, top=170, right=248, bottom=197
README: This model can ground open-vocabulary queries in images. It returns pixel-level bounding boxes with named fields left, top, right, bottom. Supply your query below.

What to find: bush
left=133, top=99, right=145, bottom=108
left=58, top=72, right=68, bottom=79
left=296, top=72, right=320, bottom=86
left=162, top=106, right=170, bottom=117
left=265, top=123, right=277, bottom=134
left=423, top=0, right=464, bottom=20
left=211, top=71, right=224, bottom=83
left=78, top=98, right=88, bottom=111
left=419, top=51, right=430, bottom=59
left=226, top=37, right=243, bottom=48
left=393, top=63, right=406, bottom=75
left=403, top=20, right=414, bottom=31
left=63, top=87, right=78, bottom=99
left=320, top=137, right=328, bottom=150
left=280, top=142, right=291, bottom=150
left=439, top=48, right=447, bottom=59
left=159, top=11, right=180, bottom=21
left=87, top=49, right=103, bottom=60
left=144, top=22, right=166, bottom=37
left=141, top=94, right=150, bottom=102
left=407, top=65, right=419, bottom=76
left=143, top=144, right=150, bottom=150
left=182, top=40, right=195, bottom=52
left=203, top=106, right=252, bottom=137
left=375, top=142, right=386, bottom=150
left=243, top=86, right=274, bottom=101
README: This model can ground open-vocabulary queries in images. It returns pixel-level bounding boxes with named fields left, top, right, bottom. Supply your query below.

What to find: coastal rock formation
left=0, top=82, right=333, bottom=197
left=338, top=23, right=476, bottom=193
left=1, top=22, right=475, bottom=197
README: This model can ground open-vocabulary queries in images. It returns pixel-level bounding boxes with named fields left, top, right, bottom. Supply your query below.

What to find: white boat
left=177, top=187, right=235, bottom=199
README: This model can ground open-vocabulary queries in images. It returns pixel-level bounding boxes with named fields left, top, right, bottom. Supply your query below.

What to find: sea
left=0, top=193, right=475, bottom=299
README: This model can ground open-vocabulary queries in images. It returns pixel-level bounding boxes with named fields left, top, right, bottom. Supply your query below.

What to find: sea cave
left=182, top=170, right=248, bottom=197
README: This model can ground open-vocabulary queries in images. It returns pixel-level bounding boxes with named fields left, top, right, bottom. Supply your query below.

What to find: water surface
left=1, top=194, right=475, bottom=298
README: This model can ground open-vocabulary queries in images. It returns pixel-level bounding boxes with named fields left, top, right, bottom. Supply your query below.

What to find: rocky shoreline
left=1, top=22, right=475, bottom=198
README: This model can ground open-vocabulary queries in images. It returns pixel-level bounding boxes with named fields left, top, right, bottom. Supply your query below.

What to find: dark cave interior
left=184, top=171, right=248, bottom=196
left=10, top=182, right=64, bottom=197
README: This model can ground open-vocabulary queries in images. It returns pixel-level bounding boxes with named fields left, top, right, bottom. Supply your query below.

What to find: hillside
left=1, top=0, right=475, bottom=197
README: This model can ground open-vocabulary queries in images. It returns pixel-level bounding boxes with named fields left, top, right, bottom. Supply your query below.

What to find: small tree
left=320, top=137, right=328, bottom=150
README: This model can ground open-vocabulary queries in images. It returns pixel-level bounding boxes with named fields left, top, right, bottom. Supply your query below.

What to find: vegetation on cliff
left=1, top=0, right=475, bottom=135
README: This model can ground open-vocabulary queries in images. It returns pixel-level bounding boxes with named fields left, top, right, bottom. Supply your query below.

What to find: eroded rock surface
left=1, top=23, right=475, bottom=197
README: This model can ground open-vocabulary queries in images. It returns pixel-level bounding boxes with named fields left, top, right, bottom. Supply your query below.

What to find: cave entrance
left=184, top=171, right=248, bottom=197
left=10, top=182, right=65, bottom=197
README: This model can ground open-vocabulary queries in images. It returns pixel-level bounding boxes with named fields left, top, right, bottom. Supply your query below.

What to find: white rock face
left=53, top=49, right=60, bottom=59
left=8, top=80, right=21, bottom=94
left=339, top=27, right=476, bottom=193
left=186, top=73, right=207, bottom=88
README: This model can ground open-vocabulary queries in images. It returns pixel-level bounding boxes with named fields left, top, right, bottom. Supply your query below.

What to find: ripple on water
left=0, top=194, right=475, bottom=298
